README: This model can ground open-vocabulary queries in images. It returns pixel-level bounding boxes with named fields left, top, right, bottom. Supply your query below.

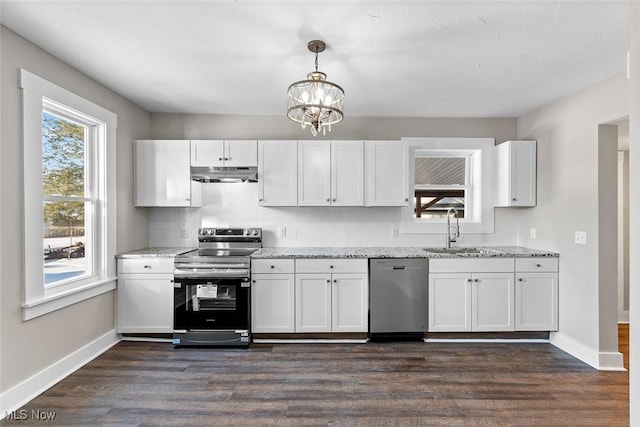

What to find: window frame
left=400, top=137, right=495, bottom=235
left=20, top=69, right=117, bottom=320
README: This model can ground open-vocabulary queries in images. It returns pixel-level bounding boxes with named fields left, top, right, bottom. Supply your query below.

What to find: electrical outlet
left=180, top=227, right=188, bottom=238
left=530, top=228, right=537, bottom=239
left=391, top=227, right=399, bottom=238
left=279, top=226, right=287, bottom=238
left=574, top=231, right=587, bottom=245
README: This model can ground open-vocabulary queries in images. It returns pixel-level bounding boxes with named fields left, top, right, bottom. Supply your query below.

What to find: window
left=401, top=138, right=495, bottom=234
left=20, top=69, right=117, bottom=320
left=414, top=153, right=470, bottom=219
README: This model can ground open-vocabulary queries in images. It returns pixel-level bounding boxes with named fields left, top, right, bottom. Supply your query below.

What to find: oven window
left=188, top=284, right=237, bottom=311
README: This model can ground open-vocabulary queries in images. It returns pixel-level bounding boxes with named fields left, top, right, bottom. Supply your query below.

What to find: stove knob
left=252, top=229, right=259, bottom=236
left=208, top=229, right=215, bottom=235
left=200, top=229, right=207, bottom=235
left=244, top=230, right=250, bottom=236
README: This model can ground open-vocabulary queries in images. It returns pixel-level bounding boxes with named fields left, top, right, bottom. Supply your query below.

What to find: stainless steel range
left=172, top=227, right=261, bottom=348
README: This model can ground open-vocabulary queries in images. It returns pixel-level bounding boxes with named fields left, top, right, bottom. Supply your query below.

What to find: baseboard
left=0, top=329, right=120, bottom=419
left=253, top=339, right=367, bottom=344
left=549, top=332, right=625, bottom=371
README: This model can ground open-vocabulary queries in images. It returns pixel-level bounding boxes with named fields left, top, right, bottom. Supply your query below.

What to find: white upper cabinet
left=297, top=140, right=364, bottom=206
left=191, top=140, right=257, bottom=167
left=331, top=140, right=364, bottom=206
left=364, top=140, right=409, bottom=206
left=135, top=139, right=201, bottom=207
left=258, top=140, right=298, bottom=206
left=298, top=140, right=331, bottom=206
left=495, top=140, right=536, bottom=207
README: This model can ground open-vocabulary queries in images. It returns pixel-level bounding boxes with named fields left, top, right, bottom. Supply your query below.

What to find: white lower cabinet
left=428, top=258, right=515, bottom=332
left=515, top=258, right=559, bottom=331
left=117, top=258, right=174, bottom=333
left=251, top=259, right=295, bottom=333
left=251, top=258, right=368, bottom=334
left=295, top=259, right=368, bottom=333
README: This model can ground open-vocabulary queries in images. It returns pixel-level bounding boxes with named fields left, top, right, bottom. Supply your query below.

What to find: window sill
left=22, top=277, right=116, bottom=321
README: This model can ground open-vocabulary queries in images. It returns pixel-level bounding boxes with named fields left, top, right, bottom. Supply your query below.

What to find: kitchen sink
left=422, top=246, right=497, bottom=255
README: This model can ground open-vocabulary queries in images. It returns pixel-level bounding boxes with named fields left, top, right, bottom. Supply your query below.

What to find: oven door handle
left=173, top=269, right=250, bottom=279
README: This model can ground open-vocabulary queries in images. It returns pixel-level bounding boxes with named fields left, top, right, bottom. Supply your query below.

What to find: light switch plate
left=575, top=231, right=587, bottom=245
left=279, top=226, right=287, bottom=238
left=391, top=227, right=399, bottom=238
left=530, top=228, right=537, bottom=239
left=180, top=227, right=188, bottom=238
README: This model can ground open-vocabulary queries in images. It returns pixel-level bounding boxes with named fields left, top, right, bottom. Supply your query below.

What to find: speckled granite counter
left=116, top=247, right=196, bottom=258
left=251, top=246, right=558, bottom=259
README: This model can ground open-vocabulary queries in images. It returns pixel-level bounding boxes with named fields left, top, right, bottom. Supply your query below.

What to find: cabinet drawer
left=429, top=258, right=514, bottom=273
left=295, top=258, right=368, bottom=274
left=117, top=257, right=174, bottom=274
left=515, top=257, right=558, bottom=272
left=251, top=258, right=295, bottom=274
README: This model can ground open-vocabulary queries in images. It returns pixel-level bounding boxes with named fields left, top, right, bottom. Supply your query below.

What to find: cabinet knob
left=326, top=198, right=330, bottom=202
left=332, top=198, right=336, bottom=202
left=536, top=263, right=541, bottom=268
left=329, top=265, right=334, bottom=269
left=518, top=278, right=523, bottom=282
left=270, top=265, right=275, bottom=269
left=405, top=198, right=409, bottom=202
left=252, top=280, right=256, bottom=283
left=326, top=279, right=331, bottom=283
left=512, top=198, right=517, bottom=201
left=144, top=265, right=151, bottom=269
left=259, top=198, right=263, bottom=202
left=474, top=279, right=479, bottom=283
left=333, top=279, right=337, bottom=283
left=467, top=279, right=472, bottom=283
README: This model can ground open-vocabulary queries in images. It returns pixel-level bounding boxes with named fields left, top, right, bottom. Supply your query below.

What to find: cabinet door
left=191, top=140, right=224, bottom=167
left=515, top=273, right=558, bottom=331
left=298, top=140, right=331, bottom=206
left=331, top=140, right=364, bottom=206
left=117, top=275, right=173, bottom=333
left=225, top=140, right=258, bottom=167
left=135, top=140, right=196, bottom=207
left=495, top=140, right=536, bottom=207
left=511, top=140, right=536, bottom=206
left=251, top=274, right=295, bottom=333
left=258, top=140, right=297, bottom=206
left=295, top=274, right=332, bottom=332
left=472, top=273, right=514, bottom=332
left=364, top=140, right=409, bottom=206
left=331, top=273, right=368, bottom=332
left=428, top=273, right=471, bottom=332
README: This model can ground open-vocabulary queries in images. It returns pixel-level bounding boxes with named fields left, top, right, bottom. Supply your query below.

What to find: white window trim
left=20, top=69, right=117, bottom=320
left=400, top=137, right=495, bottom=234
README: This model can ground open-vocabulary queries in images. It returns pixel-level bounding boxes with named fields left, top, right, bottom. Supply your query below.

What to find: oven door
left=173, top=276, right=250, bottom=331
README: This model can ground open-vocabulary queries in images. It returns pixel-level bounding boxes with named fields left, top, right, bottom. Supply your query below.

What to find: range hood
left=191, top=166, right=258, bottom=183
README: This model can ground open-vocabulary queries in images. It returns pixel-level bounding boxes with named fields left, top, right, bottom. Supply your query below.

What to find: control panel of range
left=198, top=228, right=261, bottom=238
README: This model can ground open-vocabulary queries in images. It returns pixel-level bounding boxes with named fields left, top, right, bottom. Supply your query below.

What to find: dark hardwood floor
left=2, top=340, right=629, bottom=426
left=619, top=323, right=630, bottom=370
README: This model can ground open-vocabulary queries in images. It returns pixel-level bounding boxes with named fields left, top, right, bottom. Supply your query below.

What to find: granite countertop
left=251, top=246, right=559, bottom=259
left=116, top=247, right=196, bottom=258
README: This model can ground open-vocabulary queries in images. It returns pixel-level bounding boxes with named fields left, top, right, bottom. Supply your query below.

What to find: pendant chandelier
left=287, top=40, right=345, bottom=136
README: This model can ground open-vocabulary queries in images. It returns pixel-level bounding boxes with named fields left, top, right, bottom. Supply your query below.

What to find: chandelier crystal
left=287, top=40, right=344, bottom=136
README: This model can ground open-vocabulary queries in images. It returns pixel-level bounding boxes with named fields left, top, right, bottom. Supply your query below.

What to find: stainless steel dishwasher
left=369, top=258, right=428, bottom=340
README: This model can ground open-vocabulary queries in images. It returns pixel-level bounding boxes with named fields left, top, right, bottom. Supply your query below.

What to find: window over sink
left=401, top=137, right=495, bottom=234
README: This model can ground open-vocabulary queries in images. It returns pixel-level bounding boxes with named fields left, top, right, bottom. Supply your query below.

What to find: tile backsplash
left=149, top=183, right=509, bottom=248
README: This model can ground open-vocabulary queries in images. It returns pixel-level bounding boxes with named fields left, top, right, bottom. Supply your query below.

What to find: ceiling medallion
left=287, top=40, right=345, bottom=136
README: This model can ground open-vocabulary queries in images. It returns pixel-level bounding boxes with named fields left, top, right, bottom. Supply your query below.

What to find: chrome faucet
left=446, top=207, right=460, bottom=249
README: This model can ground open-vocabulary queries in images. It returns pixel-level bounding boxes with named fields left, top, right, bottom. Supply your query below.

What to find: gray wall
left=0, top=26, right=151, bottom=393
left=517, top=73, right=628, bottom=367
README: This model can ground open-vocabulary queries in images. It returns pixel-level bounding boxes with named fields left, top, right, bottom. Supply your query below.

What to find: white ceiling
left=0, top=1, right=629, bottom=118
